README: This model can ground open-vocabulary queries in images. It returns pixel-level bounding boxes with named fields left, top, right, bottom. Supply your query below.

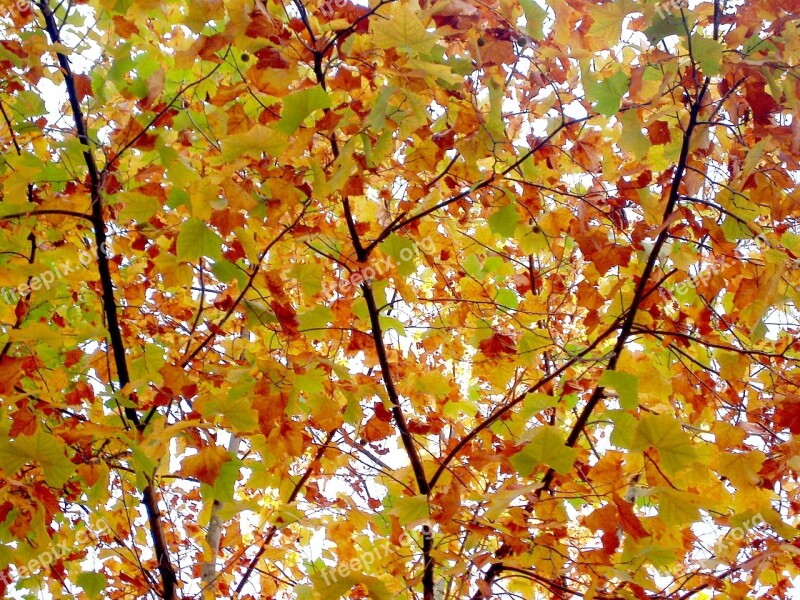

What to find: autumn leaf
left=179, top=445, right=232, bottom=486
left=177, top=218, right=224, bottom=262
left=479, top=332, right=517, bottom=357
left=0, top=357, right=25, bottom=394
left=510, top=426, right=578, bottom=476
left=0, top=428, right=75, bottom=488
left=631, top=414, right=698, bottom=475
left=2, top=0, right=800, bottom=598
left=370, top=0, right=437, bottom=55
left=276, top=86, right=330, bottom=135
left=611, top=492, right=649, bottom=541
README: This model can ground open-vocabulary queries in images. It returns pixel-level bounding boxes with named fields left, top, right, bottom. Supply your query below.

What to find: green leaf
left=277, top=87, right=331, bottom=135
left=488, top=202, right=520, bottom=238
left=370, top=0, right=436, bottom=55
left=177, top=218, right=224, bottom=262
left=583, top=64, right=629, bottom=117
left=380, top=315, right=406, bottom=336
left=632, top=414, right=698, bottom=475
left=599, top=370, right=639, bottom=410
left=391, top=494, right=429, bottom=525
left=117, top=192, right=161, bottom=222
left=15, top=90, right=47, bottom=119
left=495, top=288, right=519, bottom=310
left=519, top=0, right=547, bottom=39
left=129, top=344, right=166, bottom=385
left=381, top=235, right=417, bottom=276
left=657, top=488, right=702, bottom=527
left=510, top=426, right=578, bottom=476
left=644, top=13, right=685, bottom=44
left=462, top=254, right=482, bottom=277
left=197, top=393, right=259, bottom=434
left=310, top=572, right=393, bottom=600
left=212, top=456, right=243, bottom=503
left=607, top=409, right=637, bottom=448
left=587, top=0, right=634, bottom=41
left=243, top=298, right=277, bottom=327
left=299, top=305, right=335, bottom=330
left=483, top=483, right=542, bottom=521
left=520, top=392, right=557, bottom=420
left=77, top=572, right=107, bottom=598
left=365, top=86, right=397, bottom=132
left=690, top=34, right=724, bottom=76
left=290, top=261, right=324, bottom=298
left=211, top=259, right=249, bottom=288
left=0, top=428, right=75, bottom=488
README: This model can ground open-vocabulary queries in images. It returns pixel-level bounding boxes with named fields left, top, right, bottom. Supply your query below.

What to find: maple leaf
left=612, top=492, right=650, bottom=541
left=179, top=446, right=232, bottom=487
left=2, top=1, right=800, bottom=598
left=479, top=332, right=517, bottom=357
left=0, top=357, right=25, bottom=394
left=0, top=428, right=75, bottom=488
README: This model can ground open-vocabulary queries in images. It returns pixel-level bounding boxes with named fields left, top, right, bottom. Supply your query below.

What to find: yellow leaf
left=713, top=451, right=765, bottom=489
left=370, top=0, right=437, bottom=55
left=221, top=125, right=289, bottom=161
left=631, top=414, right=698, bottom=475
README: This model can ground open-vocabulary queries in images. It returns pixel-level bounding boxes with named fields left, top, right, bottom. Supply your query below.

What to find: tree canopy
left=1, top=0, right=800, bottom=598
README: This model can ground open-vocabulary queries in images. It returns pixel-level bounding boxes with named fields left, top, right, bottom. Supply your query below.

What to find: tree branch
left=471, top=74, right=712, bottom=599
left=36, top=2, right=177, bottom=597
left=231, top=430, right=334, bottom=598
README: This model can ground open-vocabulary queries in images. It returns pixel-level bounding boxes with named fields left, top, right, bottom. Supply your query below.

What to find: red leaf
left=270, top=300, right=299, bottom=335
left=74, top=74, right=93, bottom=102
left=775, top=400, right=800, bottom=434
left=478, top=333, right=517, bottom=357
left=374, top=401, right=393, bottom=422
left=253, top=47, right=289, bottom=69
left=601, top=528, right=620, bottom=554
left=612, top=493, right=649, bottom=541
left=745, top=85, right=780, bottom=125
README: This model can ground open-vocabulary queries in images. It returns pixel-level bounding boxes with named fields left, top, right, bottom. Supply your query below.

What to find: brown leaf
left=363, top=413, right=394, bottom=442
left=254, top=47, right=289, bottom=69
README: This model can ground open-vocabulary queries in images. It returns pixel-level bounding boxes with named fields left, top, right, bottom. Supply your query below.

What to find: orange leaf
left=0, top=357, right=24, bottom=394
left=612, top=493, right=649, bottom=541
left=180, top=446, right=232, bottom=486
left=9, top=405, right=36, bottom=438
